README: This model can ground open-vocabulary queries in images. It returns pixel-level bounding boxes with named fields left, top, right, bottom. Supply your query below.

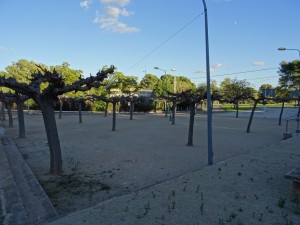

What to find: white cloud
left=252, top=61, right=265, bottom=66
left=106, top=6, right=133, bottom=18
left=195, top=63, right=225, bottom=73
left=211, top=63, right=224, bottom=72
left=0, top=46, right=15, bottom=52
left=100, top=0, right=130, bottom=6
left=80, top=0, right=93, bottom=9
left=94, top=10, right=139, bottom=33
left=84, top=0, right=138, bottom=33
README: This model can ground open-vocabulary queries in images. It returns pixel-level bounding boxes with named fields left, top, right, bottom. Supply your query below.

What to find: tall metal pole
left=202, top=0, right=213, bottom=165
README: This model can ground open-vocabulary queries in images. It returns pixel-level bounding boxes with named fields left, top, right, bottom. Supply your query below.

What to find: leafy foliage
left=278, top=60, right=300, bottom=90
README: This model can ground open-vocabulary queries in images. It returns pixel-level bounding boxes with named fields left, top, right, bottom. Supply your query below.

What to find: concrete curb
left=1, top=138, right=58, bottom=225
left=0, top=139, right=28, bottom=225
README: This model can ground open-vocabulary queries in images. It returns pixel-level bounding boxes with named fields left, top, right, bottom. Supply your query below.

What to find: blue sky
left=0, top=0, right=299, bottom=89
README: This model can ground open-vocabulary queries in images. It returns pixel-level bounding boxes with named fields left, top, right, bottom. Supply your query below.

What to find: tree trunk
left=6, top=102, right=13, bottom=127
left=187, top=102, right=195, bottom=146
left=112, top=101, right=117, bottom=131
left=235, top=101, right=239, bottom=118
left=78, top=102, right=82, bottom=124
left=172, top=101, right=176, bottom=125
left=59, top=98, right=62, bottom=119
left=39, top=97, right=63, bottom=175
left=17, top=100, right=26, bottom=138
left=246, top=100, right=258, bottom=133
left=154, top=101, right=157, bottom=113
left=297, top=98, right=300, bottom=118
left=130, top=101, right=134, bottom=120
left=165, top=100, right=168, bottom=118
left=1, top=102, right=5, bottom=120
left=104, top=102, right=109, bottom=117
left=117, top=102, right=120, bottom=114
left=278, top=101, right=285, bottom=126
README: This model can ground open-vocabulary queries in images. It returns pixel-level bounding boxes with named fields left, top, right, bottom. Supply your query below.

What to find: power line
left=247, top=75, right=278, bottom=80
left=125, top=12, right=204, bottom=73
left=189, top=67, right=279, bottom=80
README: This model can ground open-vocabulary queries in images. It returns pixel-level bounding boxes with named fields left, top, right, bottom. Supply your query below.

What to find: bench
left=285, top=167, right=300, bottom=191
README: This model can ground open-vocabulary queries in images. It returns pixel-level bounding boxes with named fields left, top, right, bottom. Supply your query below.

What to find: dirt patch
left=3, top=110, right=293, bottom=215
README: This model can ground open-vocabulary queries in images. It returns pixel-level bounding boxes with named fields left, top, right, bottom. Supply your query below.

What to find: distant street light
left=278, top=47, right=300, bottom=58
left=154, top=67, right=176, bottom=93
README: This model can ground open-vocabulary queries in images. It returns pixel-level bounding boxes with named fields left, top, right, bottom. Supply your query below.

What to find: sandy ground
left=1, top=107, right=300, bottom=223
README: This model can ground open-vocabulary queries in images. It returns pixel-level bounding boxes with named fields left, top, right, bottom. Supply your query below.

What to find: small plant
left=285, top=218, right=294, bottom=225
left=151, top=191, right=156, bottom=198
left=266, top=206, right=273, bottom=214
left=172, top=201, right=176, bottom=210
left=171, top=190, right=176, bottom=197
left=218, top=219, right=225, bottom=225
left=237, top=171, right=242, bottom=176
left=226, top=213, right=237, bottom=222
left=143, top=202, right=150, bottom=216
left=234, top=192, right=241, bottom=199
left=277, top=197, right=286, bottom=208
left=258, top=213, right=263, bottom=222
left=200, top=202, right=204, bottom=215
left=196, top=185, right=200, bottom=193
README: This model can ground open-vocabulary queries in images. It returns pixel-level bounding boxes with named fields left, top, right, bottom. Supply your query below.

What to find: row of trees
left=0, top=59, right=299, bottom=176
left=1, top=59, right=299, bottom=113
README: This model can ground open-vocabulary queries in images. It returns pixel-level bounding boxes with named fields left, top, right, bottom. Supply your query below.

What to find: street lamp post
left=278, top=47, right=300, bottom=59
left=154, top=67, right=176, bottom=118
left=154, top=67, right=176, bottom=92
left=201, top=0, right=213, bottom=165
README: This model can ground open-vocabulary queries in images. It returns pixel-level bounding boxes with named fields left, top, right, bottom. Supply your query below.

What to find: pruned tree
left=278, top=60, right=300, bottom=116
left=0, top=65, right=115, bottom=175
left=220, top=78, right=254, bottom=118
left=0, top=92, right=28, bottom=138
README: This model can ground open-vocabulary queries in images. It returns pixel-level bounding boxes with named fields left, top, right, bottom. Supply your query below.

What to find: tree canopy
left=278, top=60, right=300, bottom=90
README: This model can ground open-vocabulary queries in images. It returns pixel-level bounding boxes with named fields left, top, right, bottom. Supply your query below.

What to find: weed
left=266, top=206, right=274, bottom=214
left=143, top=202, right=150, bottom=216
left=285, top=218, right=294, bottom=225
left=151, top=191, right=156, bottom=198
left=238, top=207, right=243, bottom=212
left=258, top=213, right=263, bottom=222
left=237, top=171, right=242, bottom=176
left=172, top=201, right=176, bottom=210
left=200, top=202, right=204, bottom=215
left=182, top=185, right=187, bottom=192
left=218, top=219, right=225, bottom=225
left=277, top=197, right=286, bottom=208
left=226, top=213, right=237, bottom=222
left=171, top=190, right=176, bottom=197
left=235, top=192, right=241, bottom=199
left=196, top=185, right=200, bottom=193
